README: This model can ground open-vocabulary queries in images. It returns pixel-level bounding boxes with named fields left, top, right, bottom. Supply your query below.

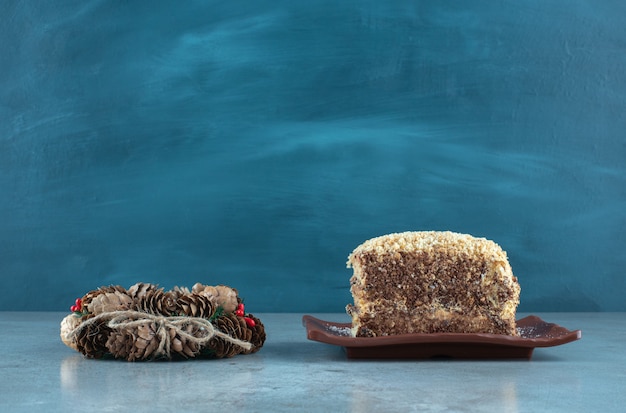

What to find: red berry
left=75, top=298, right=82, bottom=307
left=70, top=305, right=77, bottom=312
left=235, top=309, right=244, bottom=317
left=244, top=317, right=256, bottom=328
left=237, top=303, right=244, bottom=311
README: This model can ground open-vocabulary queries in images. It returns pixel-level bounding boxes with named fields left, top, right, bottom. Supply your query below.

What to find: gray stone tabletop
left=0, top=312, right=623, bottom=412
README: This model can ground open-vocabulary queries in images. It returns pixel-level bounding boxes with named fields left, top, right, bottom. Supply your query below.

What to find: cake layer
left=346, top=231, right=521, bottom=337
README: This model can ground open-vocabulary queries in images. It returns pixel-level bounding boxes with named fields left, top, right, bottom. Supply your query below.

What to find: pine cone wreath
left=60, top=283, right=266, bottom=361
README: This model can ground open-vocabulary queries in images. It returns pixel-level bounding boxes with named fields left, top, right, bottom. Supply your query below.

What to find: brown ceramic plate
left=302, top=315, right=581, bottom=359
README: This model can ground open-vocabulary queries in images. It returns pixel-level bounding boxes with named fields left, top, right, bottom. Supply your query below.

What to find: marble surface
left=1, top=312, right=624, bottom=412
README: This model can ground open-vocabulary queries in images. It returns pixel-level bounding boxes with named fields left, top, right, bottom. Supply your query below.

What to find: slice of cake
left=346, top=231, right=521, bottom=337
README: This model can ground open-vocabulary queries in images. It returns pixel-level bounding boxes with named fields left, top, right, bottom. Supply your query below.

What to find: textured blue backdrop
left=1, top=1, right=625, bottom=312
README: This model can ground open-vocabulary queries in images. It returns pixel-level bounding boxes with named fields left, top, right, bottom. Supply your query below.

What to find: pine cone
left=133, top=288, right=182, bottom=317
left=81, top=285, right=128, bottom=316
left=192, top=283, right=239, bottom=313
left=105, top=321, right=164, bottom=361
left=106, top=328, right=135, bottom=361
left=133, top=322, right=162, bottom=360
left=170, top=322, right=204, bottom=359
left=237, top=317, right=253, bottom=343
left=86, top=290, right=133, bottom=315
left=74, top=316, right=112, bottom=359
left=127, top=282, right=161, bottom=301
left=132, top=287, right=163, bottom=314
left=127, top=282, right=165, bottom=315
left=209, top=313, right=248, bottom=358
left=177, top=293, right=215, bottom=318
left=161, top=290, right=184, bottom=315
left=60, top=314, right=82, bottom=350
left=172, top=285, right=191, bottom=294
left=243, top=314, right=266, bottom=354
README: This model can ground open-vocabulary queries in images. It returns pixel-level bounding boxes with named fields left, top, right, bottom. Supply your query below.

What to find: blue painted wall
left=2, top=1, right=624, bottom=312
